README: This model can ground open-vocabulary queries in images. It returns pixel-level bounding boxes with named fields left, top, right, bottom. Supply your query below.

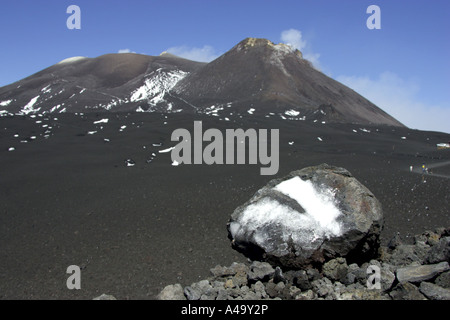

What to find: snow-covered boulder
left=227, top=164, right=384, bottom=268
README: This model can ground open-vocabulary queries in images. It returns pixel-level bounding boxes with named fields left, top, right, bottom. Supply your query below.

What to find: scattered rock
left=311, top=277, right=334, bottom=298
left=387, top=232, right=403, bottom=250
left=273, top=267, right=286, bottom=284
left=157, top=284, right=186, bottom=300
left=435, top=271, right=450, bottom=289
left=306, top=268, right=321, bottom=281
left=252, top=281, right=267, bottom=299
left=389, top=282, right=427, bottom=300
left=379, top=264, right=396, bottom=291
left=247, top=261, right=274, bottom=282
left=387, top=244, right=428, bottom=266
left=184, top=280, right=216, bottom=300
left=426, top=237, right=450, bottom=264
left=322, top=257, right=348, bottom=282
left=210, top=265, right=234, bottom=278
left=291, top=270, right=312, bottom=291
left=419, top=282, right=450, bottom=300
left=296, top=289, right=316, bottom=300
left=396, top=261, right=449, bottom=283
left=93, top=294, right=117, bottom=300
left=158, top=226, right=450, bottom=300
left=339, top=285, right=389, bottom=300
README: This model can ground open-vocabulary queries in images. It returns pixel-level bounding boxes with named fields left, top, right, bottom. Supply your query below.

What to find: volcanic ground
left=0, top=112, right=449, bottom=299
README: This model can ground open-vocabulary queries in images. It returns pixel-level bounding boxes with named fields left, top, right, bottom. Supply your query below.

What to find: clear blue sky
left=1, top=0, right=449, bottom=132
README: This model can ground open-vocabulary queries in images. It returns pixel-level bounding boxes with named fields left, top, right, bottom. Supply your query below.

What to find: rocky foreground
left=2, top=113, right=448, bottom=299
left=157, top=227, right=449, bottom=300
left=156, top=165, right=449, bottom=301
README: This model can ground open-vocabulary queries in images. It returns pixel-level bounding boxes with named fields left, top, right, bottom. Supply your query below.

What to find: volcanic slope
left=2, top=38, right=403, bottom=127
left=0, top=53, right=205, bottom=114
left=173, top=38, right=404, bottom=126
left=0, top=111, right=449, bottom=300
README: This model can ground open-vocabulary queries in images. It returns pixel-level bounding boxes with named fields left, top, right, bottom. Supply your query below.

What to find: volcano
left=0, top=38, right=403, bottom=127
left=0, top=53, right=205, bottom=114
left=174, top=38, right=403, bottom=126
left=1, top=38, right=450, bottom=301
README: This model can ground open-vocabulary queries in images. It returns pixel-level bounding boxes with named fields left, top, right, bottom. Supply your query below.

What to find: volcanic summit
left=0, top=38, right=403, bottom=127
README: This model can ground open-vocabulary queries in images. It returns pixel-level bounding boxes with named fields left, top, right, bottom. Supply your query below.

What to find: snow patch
left=57, top=56, right=87, bottom=64
left=20, top=96, right=41, bottom=115
left=125, top=159, right=135, bottom=167
left=204, top=105, right=224, bottom=116
left=130, top=69, right=188, bottom=105
left=41, top=85, right=52, bottom=94
left=0, top=100, right=13, bottom=107
left=159, top=147, right=175, bottom=153
left=234, top=177, right=343, bottom=253
left=230, top=177, right=343, bottom=254
left=50, top=105, right=61, bottom=113
left=93, top=119, right=109, bottom=124
left=285, top=109, right=300, bottom=117
left=274, top=177, right=342, bottom=236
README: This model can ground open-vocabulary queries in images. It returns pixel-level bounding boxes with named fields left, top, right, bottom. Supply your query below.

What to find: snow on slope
left=19, top=96, right=41, bottom=115
left=0, top=100, right=13, bottom=107
left=57, top=56, right=87, bottom=64
left=130, top=69, right=188, bottom=106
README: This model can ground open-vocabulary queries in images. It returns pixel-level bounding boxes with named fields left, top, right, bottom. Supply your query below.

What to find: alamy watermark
left=366, top=265, right=381, bottom=289
left=367, top=5, right=381, bottom=30
left=170, top=121, right=279, bottom=175
left=65, top=4, right=380, bottom=31
left=67, top=5, right=81, bottom=30
left=66, top=265, right=81, bottom=290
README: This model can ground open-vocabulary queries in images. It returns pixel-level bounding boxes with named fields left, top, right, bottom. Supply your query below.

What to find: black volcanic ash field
left=0, top=112, right=449, bottom=299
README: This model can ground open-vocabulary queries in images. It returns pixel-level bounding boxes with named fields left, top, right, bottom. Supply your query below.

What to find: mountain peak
left=159, top=51, right=180, bottom=59
left=238, top=37, right=273, bottom=48
left=233, top=37, right=303, bottom=59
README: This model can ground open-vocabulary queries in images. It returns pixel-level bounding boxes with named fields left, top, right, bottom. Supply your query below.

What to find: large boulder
left=227, top=164, right=383, bottom=268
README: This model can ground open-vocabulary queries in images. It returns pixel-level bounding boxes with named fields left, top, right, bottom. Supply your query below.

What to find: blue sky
left=0, top=0, right=449, bottom=132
